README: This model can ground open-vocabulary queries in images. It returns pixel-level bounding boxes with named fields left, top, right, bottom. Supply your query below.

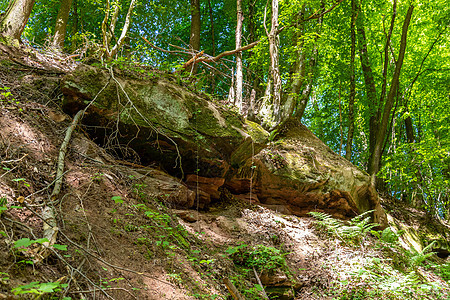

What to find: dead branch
left=223, top=278, right=245, bottom=300
left=37, top=110, right=84, bottom=263
left=180, top=50, right=204, bottom=71
left=141, top=37, right=189, bottom=55
left=253, top=267, right=270, bottom=300
left=198, top=41, right=259, bottom=64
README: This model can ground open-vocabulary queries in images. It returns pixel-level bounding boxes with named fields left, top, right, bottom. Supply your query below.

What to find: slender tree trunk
left=52, top=0, right=73, bottom=49
left=269, top=0, right=282, bottom=125
left=294, top=42, right=318, bottom=120
left=345, top=0, right=357, bottom=161
left=378, top=0, right=397, bottom=118
left=101, top=0, right=137, bottom=61
left=368, top=4, right=414, bottom=176
left=189, top=0, right=201, bottom=73
left=189, top=0, right=201, bottom=51
left=207, top=0, right=216, bottom=92
left=235, top=0, right=244, bottom=113
left=279, top=5, right=306, bottom=123
left=0, top=0, right=35, bottom=43
left=246, top=0, right=262, bottom=114
left=257, top=0, right=280, bottom=129
left=70, top=0, right=78, bottom=51
left=355, top=0, right=378, bottom=155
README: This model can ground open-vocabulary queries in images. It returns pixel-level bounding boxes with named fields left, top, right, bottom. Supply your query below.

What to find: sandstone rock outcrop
left=61, top=65, right=386, bottom=225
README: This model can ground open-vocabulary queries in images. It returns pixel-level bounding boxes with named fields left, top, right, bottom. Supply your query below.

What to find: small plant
left=0, top=272, right=9, bottom=284
left=12, top=177, right=31, bottom=189
left=11, top=281, right=69, bottom=298
left=437, top=262, right=450, bottom=281
left=309, top=210, right=379, bottom=243
left=0, top=196, right=7, bottom=215
left=226, top=243, right=287, bottom=273
left=407, top=241, right=436, bottom=269
left=91, top=172, right=104, bottom=182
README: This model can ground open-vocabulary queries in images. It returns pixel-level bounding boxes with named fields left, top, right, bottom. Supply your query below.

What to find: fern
left=408, top=241, right=436, bottom=268
left=309, top=210, right=380, bottom=243
left=308, top=211, right=343, bottom=236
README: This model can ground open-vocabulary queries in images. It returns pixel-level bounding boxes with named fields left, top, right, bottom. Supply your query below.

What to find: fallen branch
left=179, top=50, right=204, bottom=71
left=253, top=267, right=270, bottom=300
left=223, top=278, right=245, bottom=300
left=36, top=110, right=84, bottom=263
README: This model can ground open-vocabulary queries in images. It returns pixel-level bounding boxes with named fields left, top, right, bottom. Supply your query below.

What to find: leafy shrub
left=226, top=243, right=287, bottom=273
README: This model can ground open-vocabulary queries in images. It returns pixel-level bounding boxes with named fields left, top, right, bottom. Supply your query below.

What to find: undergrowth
left=309, top=211, right=449, bottom=299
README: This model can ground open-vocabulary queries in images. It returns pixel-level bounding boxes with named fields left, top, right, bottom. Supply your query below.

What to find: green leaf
left=53, top=244, right=68, bottom=251
left=34, top=238, right=49, bottom=244
left=13, top=238, right=33, bottom=249
left=37, top=282, right=60, bottom=293
left=111, top=196, right=123, bottom=204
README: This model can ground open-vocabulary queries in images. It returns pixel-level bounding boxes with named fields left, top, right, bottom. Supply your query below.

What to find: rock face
left=61, top=65, right=386, bottom=224
left=61, top=65, right=267, bottom=179
left=229, top=119, right=386, bottom=226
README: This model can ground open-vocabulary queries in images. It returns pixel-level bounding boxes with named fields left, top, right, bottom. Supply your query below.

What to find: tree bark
left=368, top=4, right=414, bottom=176
left=246, top=0, right=262, bottom=109
left=378, top=0, right=397, bottom=120
left=279, top=5, right=306, bottom=123
left=355, top=0, right=378, bottom=155
left=189, top=0, right=201, bottom=51
left=0, top=0, right=35, bottom=43
left=70, top=0, right=78, bottom=51
left=235, top=0, right=244, bottom=113
left=52, top=0, right=73, bottom=49
left=345, top=0, right=357, bottom=161
left=269, top=0, right=282, bottom=125
left=189, top=0, right=201, bottom=73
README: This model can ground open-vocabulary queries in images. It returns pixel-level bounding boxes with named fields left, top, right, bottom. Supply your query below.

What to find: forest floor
left=0, top=45, right=449, bottom=299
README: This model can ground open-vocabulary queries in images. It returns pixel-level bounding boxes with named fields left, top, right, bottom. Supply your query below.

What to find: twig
left=1, top=153, right=28, bottom=164
left=142, top=37, right=189, bottom=55
left=253, top=267, right=270, bottom=299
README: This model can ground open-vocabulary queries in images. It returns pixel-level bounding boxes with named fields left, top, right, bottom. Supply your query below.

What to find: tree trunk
left=257, top=0, right=280, bottom=129
left=378, top=0, right=397, bottom=120
left=294, top=41, right=318, bottom=121
left=189, top=0, right=201, bottom=51
left=279, top=5, right=306, bottom=123
left=52, top=0, right=73, bottom=49
left=189, top=0, right=201, bottom=73
left=235, top=0, right=244, bottom=113
left=70, top=0, right=78, bottom=51
left=0, top=0, right=35, bottom=43
left=246, top=0, right=262, bottom=110
left=345, top=0, right=357, bottom=161
left=355, top=0, right=378, bottom=156
left=293, top=5, right=323, bottom=122
left=368, top=4, right=414, bottom=176
left=269, top=0, right=282, bottom=125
